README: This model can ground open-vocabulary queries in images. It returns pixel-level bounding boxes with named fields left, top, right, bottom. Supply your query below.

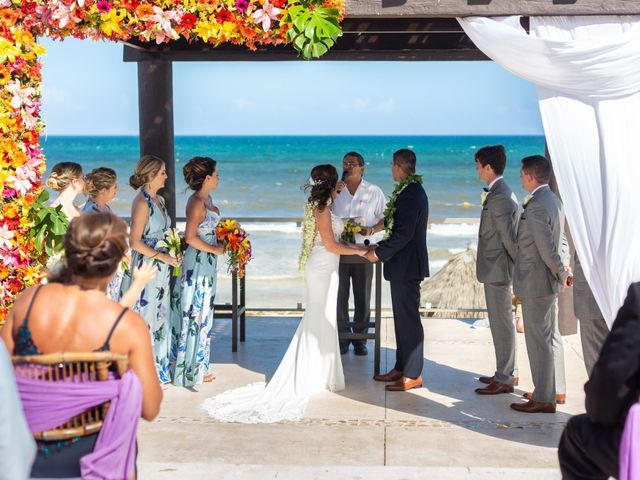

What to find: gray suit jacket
left=513, top=186, right=570, bottom=298
left=573, top=254, right=603, bottom=320
left=476, top=178, right=519, bottom=284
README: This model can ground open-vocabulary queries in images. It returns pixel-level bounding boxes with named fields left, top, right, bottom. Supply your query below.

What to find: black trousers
left=337, top=262, right=373, bottom=347
left=558, top=414, right=622, bottom=480
left=390, top=279, right=423, bottom=378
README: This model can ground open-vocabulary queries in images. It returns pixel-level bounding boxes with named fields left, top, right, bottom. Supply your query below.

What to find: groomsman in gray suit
left=511, top=155, right=572, bottom=414
left=573, top=254, right=609, bottom=376
left=473, top=146, right=520, bottom=396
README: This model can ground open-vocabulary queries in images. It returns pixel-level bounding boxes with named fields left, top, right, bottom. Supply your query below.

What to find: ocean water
left=41, top=135, right=544, bottom=307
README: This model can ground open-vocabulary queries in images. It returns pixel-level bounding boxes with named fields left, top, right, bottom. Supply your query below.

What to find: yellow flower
left=194, top=19, right=221, bottom=43
left=11, top=28, right=34, bottom=48
left=32, top=43, right=47, bottom=57
left=0, top=37, right=21, bottom=63
left=221, top=21, right=239, bottom=40
left=100, top=9, right=127, bottom=36
left=0, top=111, right=16, bottom=133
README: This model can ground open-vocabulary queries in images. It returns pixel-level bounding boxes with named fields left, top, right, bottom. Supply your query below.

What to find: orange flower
left=135, top=3, right=154, bottom=18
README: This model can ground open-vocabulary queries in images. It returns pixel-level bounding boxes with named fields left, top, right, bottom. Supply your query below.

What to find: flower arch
left=0, top=0, right=344, bottom=322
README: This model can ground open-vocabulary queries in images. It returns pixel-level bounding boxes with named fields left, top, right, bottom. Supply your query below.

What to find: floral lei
left=298, top=201, right=318, bottom=272
left=383, top=173, right=423, bottom=239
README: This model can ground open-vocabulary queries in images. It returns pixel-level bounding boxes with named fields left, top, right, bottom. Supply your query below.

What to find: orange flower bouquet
left=215, top=219, right=252, bottom=279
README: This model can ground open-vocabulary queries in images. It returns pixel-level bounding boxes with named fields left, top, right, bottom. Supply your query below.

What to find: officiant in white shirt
left=333, top=152, right=387, bottom=356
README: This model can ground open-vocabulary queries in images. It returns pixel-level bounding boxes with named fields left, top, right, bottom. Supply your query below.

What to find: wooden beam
left=346, top=0, right=640, bottom=18
left=137, top=61, right=177, bottom=224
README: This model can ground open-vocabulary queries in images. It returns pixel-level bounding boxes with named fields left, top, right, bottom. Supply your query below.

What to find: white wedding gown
left=202, top=215, right=346, bottom=423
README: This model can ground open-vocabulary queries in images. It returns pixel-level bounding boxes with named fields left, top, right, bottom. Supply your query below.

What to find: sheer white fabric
left=202, top=215, right=345, bottom=423
left=459, top=15, right=640, bottom=326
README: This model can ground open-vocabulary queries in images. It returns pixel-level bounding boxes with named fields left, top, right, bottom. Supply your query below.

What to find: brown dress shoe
left=475, top=381, right=514, bottom=395
left=386, top=376, right=423, bottom=391
left=523, top=392, right=566, bottom=404
left=510, top=400, right=556, bottom=413
left=479, top=375, right=519, bottom=386
left=374, top=369, right=403, bottom=382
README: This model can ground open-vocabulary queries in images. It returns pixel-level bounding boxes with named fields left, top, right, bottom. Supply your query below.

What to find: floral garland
left=0, top=0, right=345, bottom=325
left=383, top=173, right=423, bottom=239
left=298, top=200, right=316, bottom=272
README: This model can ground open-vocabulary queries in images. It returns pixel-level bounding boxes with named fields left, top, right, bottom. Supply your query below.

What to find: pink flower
left=7, top=165, right=37, bottom=196
left=96, top=0, right=111, bottom=13
left=148, top=6, right=179, bottom=44
left=51, top=1, right=81, bottom=27
left=251, top=0, right=281, bottom=32
left=6, top=80, right=35, bottom=110
left=234, top=0, right=249, bottom=13
left=2, top=188, right=17, bottom=200
left=0, top=224, right=14, bottom=251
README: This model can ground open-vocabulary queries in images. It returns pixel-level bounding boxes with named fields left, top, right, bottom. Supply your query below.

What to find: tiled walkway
left=138, top=315, right=587, bottom=479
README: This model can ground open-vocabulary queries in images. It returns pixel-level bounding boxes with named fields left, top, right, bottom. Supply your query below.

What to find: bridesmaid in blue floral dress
left=82, top=167, right=123, bottom=301
left=171, top=157, right=223, bottom=387
left=120, top=155, right=181, bottom=384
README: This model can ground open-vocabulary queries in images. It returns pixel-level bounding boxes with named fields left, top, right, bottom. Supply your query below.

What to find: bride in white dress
left=202, top=164, right=367, bottom=423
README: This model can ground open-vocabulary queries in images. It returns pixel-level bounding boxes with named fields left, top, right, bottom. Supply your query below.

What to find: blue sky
left=40, top=38, right=543, bottom=136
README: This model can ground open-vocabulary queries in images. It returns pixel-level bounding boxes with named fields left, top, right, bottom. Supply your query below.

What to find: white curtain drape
left=459, top=16, right=640, bottom=326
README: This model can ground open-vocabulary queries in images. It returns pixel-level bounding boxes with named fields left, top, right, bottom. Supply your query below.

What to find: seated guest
left=0, top=212, right=162, bottom=479
left=0, top=342, right=35, bottom=480
left=558, top=282, right=640, bottom=479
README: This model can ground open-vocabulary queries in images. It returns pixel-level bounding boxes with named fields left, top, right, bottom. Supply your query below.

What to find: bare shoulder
left=132, top=192, right=150, bottom=210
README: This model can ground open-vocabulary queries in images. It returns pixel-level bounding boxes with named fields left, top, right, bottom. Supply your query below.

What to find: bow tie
left=483, top=187, right=489, bottom=192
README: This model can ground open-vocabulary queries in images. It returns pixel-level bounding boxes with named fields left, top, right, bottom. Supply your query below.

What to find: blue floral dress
left=119, top=190, right=172, bottom=384
left=171, top=207, right=219, bottom=387
left=82, top=199, right=122, bottom=301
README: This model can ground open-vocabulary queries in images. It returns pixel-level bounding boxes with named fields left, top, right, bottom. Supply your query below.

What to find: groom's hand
left=364, top=247, right=378, bottom=263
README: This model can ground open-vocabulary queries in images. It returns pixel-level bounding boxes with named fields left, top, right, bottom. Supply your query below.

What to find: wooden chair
left=12, top=351, right=128, bottom=441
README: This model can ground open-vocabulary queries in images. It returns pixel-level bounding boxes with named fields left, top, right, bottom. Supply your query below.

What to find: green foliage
left=283, top=1, right=342, bottom=60
left=27, top=190, right=69, bottom=258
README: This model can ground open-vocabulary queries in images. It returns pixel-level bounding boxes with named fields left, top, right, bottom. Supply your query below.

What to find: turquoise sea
left=41, top=135, right=545, bottom=306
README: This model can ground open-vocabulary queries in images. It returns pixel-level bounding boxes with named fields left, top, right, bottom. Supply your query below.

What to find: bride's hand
left=352, top=245, right=368, bottom=256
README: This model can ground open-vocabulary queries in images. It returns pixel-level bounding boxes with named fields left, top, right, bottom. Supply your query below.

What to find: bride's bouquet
left=215, top=219, right=252, bottom=279
left=156, top=228, right=183, bottom=277
left=341, top=218, right=362, bottom=244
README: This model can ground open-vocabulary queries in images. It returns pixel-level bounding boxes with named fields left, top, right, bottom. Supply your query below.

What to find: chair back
left=13, top=351, right=129, bottom=441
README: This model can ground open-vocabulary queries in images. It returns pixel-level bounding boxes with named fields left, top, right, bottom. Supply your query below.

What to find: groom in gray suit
left=473, top=145, right=520, bottom=396
left=511, top=155, right=572, bottom=414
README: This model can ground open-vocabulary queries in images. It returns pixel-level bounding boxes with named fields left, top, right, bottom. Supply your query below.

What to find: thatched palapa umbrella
left=420, top=247, right=486, bottom=318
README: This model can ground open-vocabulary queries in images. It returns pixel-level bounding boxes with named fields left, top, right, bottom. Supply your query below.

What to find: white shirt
left=332, top=178, right=387, bottom=244
left=487, top=175, right=503, bottom=191
left=531, top=183, right=549, bottom=195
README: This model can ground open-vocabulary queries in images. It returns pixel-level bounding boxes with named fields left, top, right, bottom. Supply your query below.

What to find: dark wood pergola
left=123, top=0, right=640, bottom=222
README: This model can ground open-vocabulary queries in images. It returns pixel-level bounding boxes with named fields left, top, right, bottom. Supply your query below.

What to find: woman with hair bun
left=82, top=167, right=122, bottom=300
left=202, top=164, right=367, bottom=423
left=46, top=162, right=84, bottom=221
left=1, top=212, right=162, bottom=478
left=171, top=156, right=224, bottom=387
left=82, top=167, right=117, bottom=213
left=119, top=155, right=180, bottom=384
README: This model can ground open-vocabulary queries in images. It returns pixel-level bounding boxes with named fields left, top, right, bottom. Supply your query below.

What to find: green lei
left=383, top=173, right=423, bottom=239
left=298, top=201, right=318, bottom=272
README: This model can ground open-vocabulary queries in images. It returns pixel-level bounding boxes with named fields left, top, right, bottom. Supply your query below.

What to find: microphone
left=341, top=171, right=348, bottom=182
left=364, top=239, right=370, bottom=246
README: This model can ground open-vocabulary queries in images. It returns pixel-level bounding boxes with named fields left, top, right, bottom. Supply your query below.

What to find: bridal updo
left=46, top=162, right=83, bottom=192
left=48, top=212, right=128, bottom=283
left=183, top=156, right=216, bottom=191
left=306, top=164, right=338, bottom=211
left=129, top=155, right=164, bottom=190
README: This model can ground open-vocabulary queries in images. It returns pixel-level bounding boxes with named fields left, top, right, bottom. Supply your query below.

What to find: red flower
left=123, top=0, right=140, bottom=10
left=215, top=8, right=232, bottom=23
left=180, top=12, right=197, bottom=29
left=271, top=0, right=287, bottom=8
left=7, top=277, right=23, bottom=294
left=21, top=0, right=37, bottom=15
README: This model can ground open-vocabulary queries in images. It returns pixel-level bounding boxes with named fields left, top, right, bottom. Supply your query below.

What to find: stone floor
left=138, top=315, right=588, bottom=479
